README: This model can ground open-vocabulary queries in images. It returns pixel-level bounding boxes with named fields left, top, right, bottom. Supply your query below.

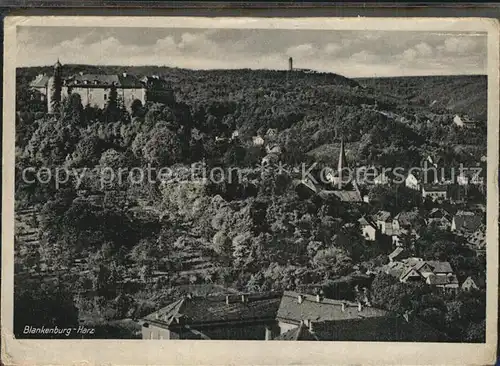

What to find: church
left=30, top=60, right=175, bottom=113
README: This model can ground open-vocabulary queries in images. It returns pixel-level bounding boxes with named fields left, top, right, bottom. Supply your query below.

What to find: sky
left=16, top=26, right=487, bottom=77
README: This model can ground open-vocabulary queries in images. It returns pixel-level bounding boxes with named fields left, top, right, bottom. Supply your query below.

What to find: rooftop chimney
left=225, top=295, right=230, bottom=305
left=122, top=72, right=128, bottom=78
left=241, top=294, right=248, bottom=303
left=298, top=295, right=304, bottom=304
left=341, top=302, right=346, bottom=312
left=155, top=313, right=159, bottom=320
left=316, top=294, right=322, bottom=303
left=357, top=301, right=363, bottom=312
left=288, top=57, right=293, bottom=71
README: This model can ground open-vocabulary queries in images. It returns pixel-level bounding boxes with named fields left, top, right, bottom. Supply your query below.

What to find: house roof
left=318, top=190, right=362, bottom=202
left=29, top=74, right=51, bottom=88
left=394, top=210, right=422, bottom=227
left=462, top=275, right=486, bottom=288
left=422, top=184, right=447, bottom=192
left=275, top=316, right=447, bottom=342
left=425, top=261, right=454, bottom=273
left=358, top=216, right=376, bottom=228
left=390, top=259, right=454, bottom=282
left=293, top=179, right=318, bottom=195
left=428, top=208, right=451, bottom=220
left=453, top=212, right=482, bottom=233
left=276, top=291, right=389, bottom=324
left=142, top=292, right=282, bottom=328
left=374, top=210, right=391, bottom=222
left=427, top=274, right=458, bottom=286
left=389, top=247, right=405, bottom=261
left=274, top=323, right=320, bottom=341
left=467, top=226, right=486, bottom=249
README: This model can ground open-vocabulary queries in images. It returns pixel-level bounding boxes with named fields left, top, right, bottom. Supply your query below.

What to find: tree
left=130, top=99, right=144, bottom=118
left=14, top=280, right=79, bottom=338
left=142, top=128, right=183, bottom=166
left=312, top=246, right=352, bottom=277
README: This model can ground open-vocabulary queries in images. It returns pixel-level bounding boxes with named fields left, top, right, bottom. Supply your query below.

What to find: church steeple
left=337, top=138, right=348, bottom=189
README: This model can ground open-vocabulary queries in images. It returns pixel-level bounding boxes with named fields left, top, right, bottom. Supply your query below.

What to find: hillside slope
left=357, top=75, right=487, bottom=121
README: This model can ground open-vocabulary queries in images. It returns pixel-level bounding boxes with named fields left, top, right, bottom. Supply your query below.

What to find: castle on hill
left=30, top=60, right=175, bottom=113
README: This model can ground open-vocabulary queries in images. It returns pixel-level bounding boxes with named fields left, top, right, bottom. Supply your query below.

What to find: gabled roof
left=142, top=292, right=282, bottom=328
left=467, top=226, right=486, bottom=249
left=374, top=210, right=391, bottom=222
left=427, top=274, right=458, bottom=286
left=328, top=190, right=363, bottom=202
left=428, top=207, right=451, bottom=220
left=276, top=291, right=388, bottom=324
left=426, top=261, right=453, bottom=273
left=358, top=216, right=376, bottom=228
left=394, top=210, right=422, bottom=227
left=462, top=275, right=486, bottom=288
left=277, top=316, right=448, bottom=342
left=453, top=211, right=482, bottom=233
left=389, top=247, right=406, bottom=261
left=274, top=323, right=320, bottom=341
left=29, top=74, right=51, bottom=88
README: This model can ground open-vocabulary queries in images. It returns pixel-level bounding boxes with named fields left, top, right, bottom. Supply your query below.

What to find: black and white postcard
left=2, top=16, right=499, bottom=365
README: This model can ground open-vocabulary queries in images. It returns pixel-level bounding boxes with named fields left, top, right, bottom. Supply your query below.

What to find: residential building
left=426, top=208, right=452, bottom=230
left=140, top=292, right=282, bottom=340
left=252, top=135, right=265, bottom=146
left=451, top=211, right=483, bottom=234
left=392, top=209, right=422, bottom=234
left=373, top=210, right=392, bottom=235
left=273, top=291, right=446, bottom=341
left=318, top=190, right=363, bottom=203
left=457, top=167, right=484, bottom=186
left=405, top=172, right=421, bottom=191
left=453, top=114, right=476, bottom=128
left=265, top=144, right=282, bottom=155
left=467, top=225, right=486, bottom=251
left=373, top=171, right=390, bottom=185
left=461, top=275, right=486, bottom=291
left=261, top=153, right=280, bottom=167
left=421, top=184, right=447, bottom=201
left=385, top=258, right=459, bottom=293
left=358, top=217, right=377, bottom=241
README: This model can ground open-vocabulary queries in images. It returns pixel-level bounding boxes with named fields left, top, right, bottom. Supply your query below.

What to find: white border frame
left=2, top=16, right=499, bottom=365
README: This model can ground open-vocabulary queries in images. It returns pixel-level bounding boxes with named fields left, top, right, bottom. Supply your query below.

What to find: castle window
left=104, top=94, right=107, bottom=100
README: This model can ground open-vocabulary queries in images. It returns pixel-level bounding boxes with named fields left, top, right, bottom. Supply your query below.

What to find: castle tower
left=47, top=59, right=62, bottom=114
left=288, top=57, right=293, bottom=71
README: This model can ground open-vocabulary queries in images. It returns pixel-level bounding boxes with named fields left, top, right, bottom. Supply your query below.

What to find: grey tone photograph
left=13, top=25, right=488, bottom=342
